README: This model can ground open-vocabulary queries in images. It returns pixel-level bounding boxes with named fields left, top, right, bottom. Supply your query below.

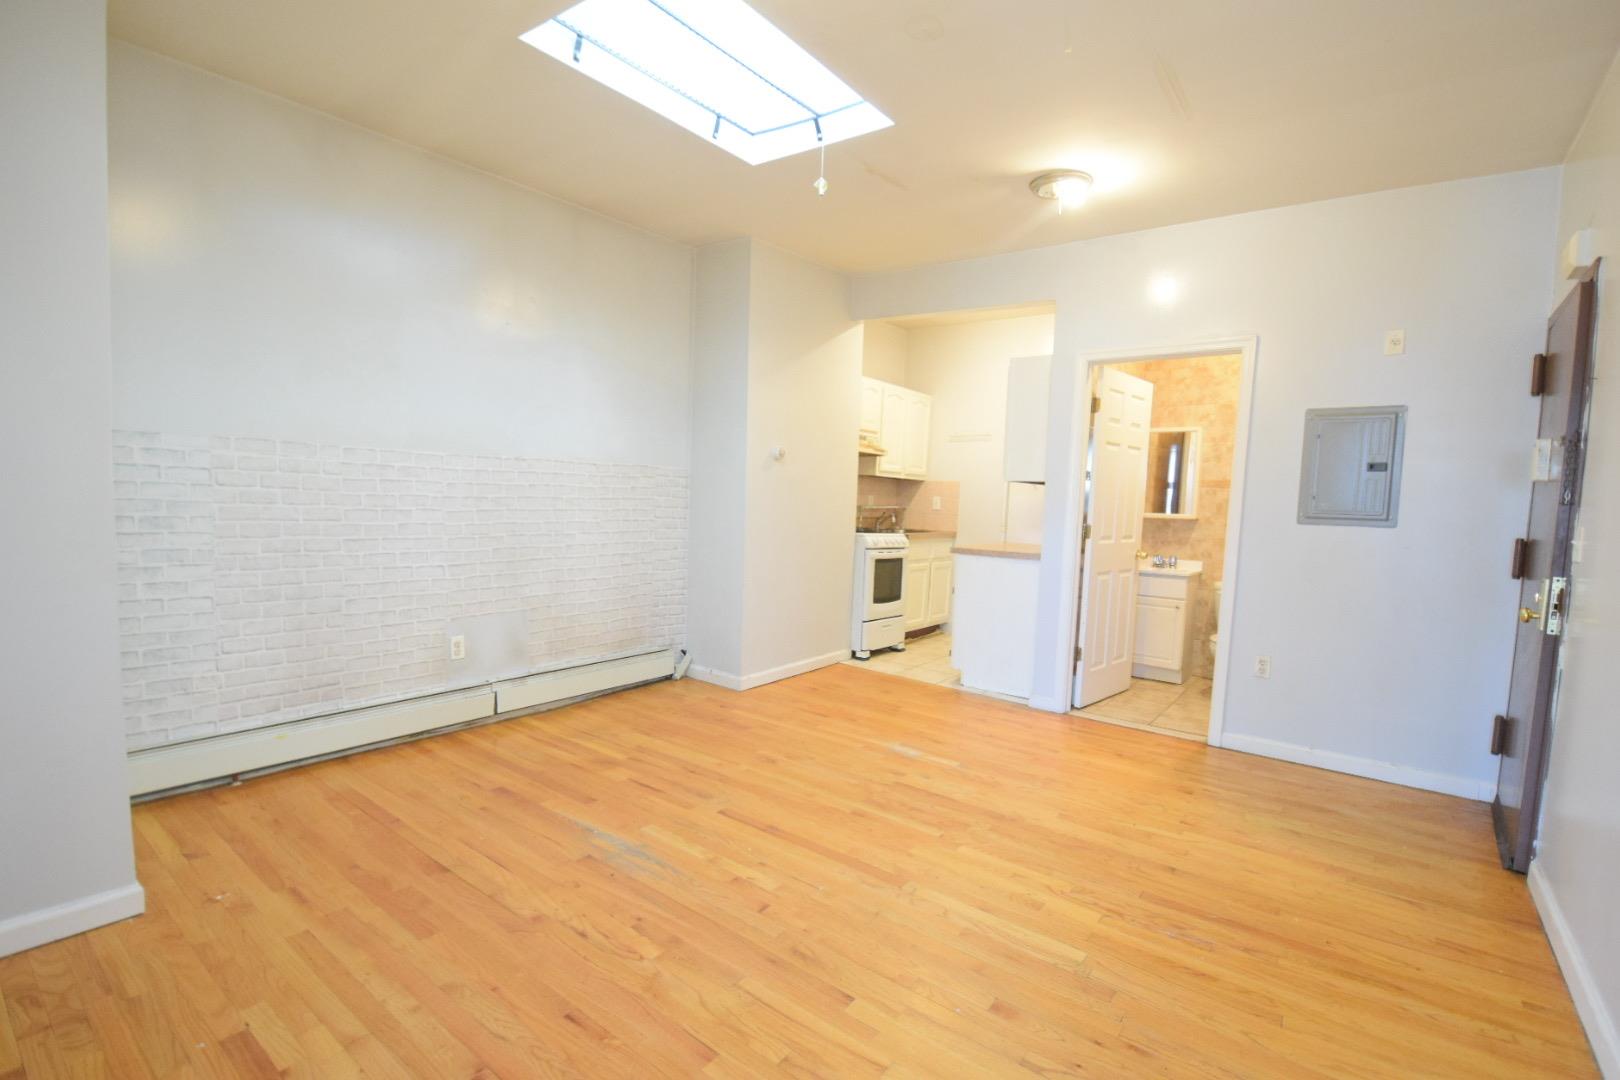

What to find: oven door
left=865, top=550, right=907, bottom=621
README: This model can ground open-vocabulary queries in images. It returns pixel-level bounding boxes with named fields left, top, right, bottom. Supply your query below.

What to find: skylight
left=520, top=0, right=893, bottom=166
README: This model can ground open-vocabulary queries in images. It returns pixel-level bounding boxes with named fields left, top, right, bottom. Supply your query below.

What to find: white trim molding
left=0, top=883, right=146, bottom=959
left=1529, top=861, right=1619, bottom=1077
left=1220, top=733, right=1496, bottom=801
left=1031, top=333, right=1260, bottom=756
left=687, top=649, right=848, bottom=692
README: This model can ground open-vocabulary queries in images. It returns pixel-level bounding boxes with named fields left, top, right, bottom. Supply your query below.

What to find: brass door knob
left=1519, top=606, right=1543, bottom=623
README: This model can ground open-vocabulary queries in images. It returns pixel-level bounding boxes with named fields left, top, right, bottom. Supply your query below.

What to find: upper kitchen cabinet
left=861, top=376, right=931, bottom=480
left=903, top=392, right=930, bottom=479
left=1004, top=355, right=1051, bottom=483
left=859, top=378, right=884, bottom=437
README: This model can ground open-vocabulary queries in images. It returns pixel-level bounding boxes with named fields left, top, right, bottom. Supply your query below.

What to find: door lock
left=1546, top=577, right=1568, bottom=636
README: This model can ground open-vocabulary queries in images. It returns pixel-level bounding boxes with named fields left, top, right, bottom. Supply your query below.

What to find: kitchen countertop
left=951, top=541, right=1041, bottom=560
left=904, top=530, right=957, bottom=541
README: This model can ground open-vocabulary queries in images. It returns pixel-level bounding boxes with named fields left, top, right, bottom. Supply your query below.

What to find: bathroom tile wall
left=1115, top=353, right=1242, bottom=678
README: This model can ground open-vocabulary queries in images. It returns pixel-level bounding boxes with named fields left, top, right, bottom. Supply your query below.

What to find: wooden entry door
left=1492, top=275, right=1597, bottom=873
left=1074, top=366, right=1154, bottom=708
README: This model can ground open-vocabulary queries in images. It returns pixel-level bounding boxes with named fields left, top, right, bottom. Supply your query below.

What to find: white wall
left=107, top=44, right=694, bottom=748
left=686, top=240, right=753, bottom=680
left=905, top=315, right=1054, bottom=544
left=110, top=44, right=692, bottom=465
left=740, top=243, right=862, bottom=679
left=0, top=0, right=144, bottom=956
left=861, top=321, right=910, bottom=384
left=854, top=168, right=1560, bottom=799
left=687, top=240, right=861, bottom=686
left=1531, top=48, right=1620, bottom=1078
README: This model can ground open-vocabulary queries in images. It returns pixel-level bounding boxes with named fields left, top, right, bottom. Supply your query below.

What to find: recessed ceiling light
left=520, top=0, right=893, bottom=166
left=1029, top=169, right=1094, bottom=213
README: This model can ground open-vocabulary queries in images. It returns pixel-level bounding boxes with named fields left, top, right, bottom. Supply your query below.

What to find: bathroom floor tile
left=1078, top=673, right=1210, bottom=740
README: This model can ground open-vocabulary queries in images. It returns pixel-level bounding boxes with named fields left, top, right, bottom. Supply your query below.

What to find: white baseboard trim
left=0, top=882, right=146, bottom=959
left=687, top=650, right=848, bottom=692
left=685, top=665, right=744, bottom=690
left=129, top=650, right=673, bottom=798
left=1529, top=861, right=1619, bottom=1077
left=1220, top=733, right=1495, bottom=801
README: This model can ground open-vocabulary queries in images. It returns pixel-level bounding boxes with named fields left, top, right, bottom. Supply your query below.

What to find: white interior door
left=1073, top=366, right=1153, bottom=707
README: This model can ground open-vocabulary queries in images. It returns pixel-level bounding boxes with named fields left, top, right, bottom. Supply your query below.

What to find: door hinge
left=1490, top=714, right=1511, bottom=756
left=1530, top=352, right=1548, bottom=396
left=1081, top=523, right=1092, bottom=542
left=1510, top=537, right=1528, bottom=580
left=1091, top=395, right=1102, bottom=414
left=1546, top=576, right=1569, bottom=636
left=1074, top=644, right=1083, bottom=662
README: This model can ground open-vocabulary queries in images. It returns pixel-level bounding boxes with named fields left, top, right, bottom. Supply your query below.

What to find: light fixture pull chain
left=813, top=139, right=828, bottom=197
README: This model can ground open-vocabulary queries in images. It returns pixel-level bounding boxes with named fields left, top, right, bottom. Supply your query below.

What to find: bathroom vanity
left=1133, top=559, right=1202, bottom=684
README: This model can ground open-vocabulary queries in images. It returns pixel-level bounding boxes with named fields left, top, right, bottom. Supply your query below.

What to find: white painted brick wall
left=114, top=431, right=687, bottom=750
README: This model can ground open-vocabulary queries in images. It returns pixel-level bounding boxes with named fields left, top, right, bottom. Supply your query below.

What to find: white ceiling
left=108, top=0, right=1620, bottom=273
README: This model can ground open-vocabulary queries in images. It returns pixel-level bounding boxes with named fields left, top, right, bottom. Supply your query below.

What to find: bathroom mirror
left=1144, top=427, right=1200, bottom=518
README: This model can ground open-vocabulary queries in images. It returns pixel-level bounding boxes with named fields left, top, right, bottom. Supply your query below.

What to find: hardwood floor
left=0, top=665, right=1596, bottom=1078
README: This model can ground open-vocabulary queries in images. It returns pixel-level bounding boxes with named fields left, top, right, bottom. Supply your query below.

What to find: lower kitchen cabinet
left=905, top=535, right=955, bottom=632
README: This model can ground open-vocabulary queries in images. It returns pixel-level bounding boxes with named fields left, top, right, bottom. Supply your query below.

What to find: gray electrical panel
left=1298, top=406, right=1406, bottom=527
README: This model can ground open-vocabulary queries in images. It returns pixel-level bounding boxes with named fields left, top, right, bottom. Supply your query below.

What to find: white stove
left=851, top=532, right=909, bottom=659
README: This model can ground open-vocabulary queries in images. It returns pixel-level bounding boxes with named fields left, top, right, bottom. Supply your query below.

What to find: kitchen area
left=844, top=307, right=1054, bottom=691
left=844, top=308, right=1234, bottom=743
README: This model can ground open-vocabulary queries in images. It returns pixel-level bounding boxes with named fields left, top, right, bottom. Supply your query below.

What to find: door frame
left=1049, top=335, right=1259, bottom=747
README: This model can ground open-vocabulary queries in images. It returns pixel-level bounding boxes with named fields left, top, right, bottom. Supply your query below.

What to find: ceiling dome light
left=1029, top=170, right=1093, bottom=214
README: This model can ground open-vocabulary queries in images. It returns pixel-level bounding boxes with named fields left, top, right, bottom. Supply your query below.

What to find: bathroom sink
left=1138, top=558, right=1203, bottom=577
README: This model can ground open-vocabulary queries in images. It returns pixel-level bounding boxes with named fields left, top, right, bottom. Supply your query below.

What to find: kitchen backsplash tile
left=853, top=475, right=960, bottom=533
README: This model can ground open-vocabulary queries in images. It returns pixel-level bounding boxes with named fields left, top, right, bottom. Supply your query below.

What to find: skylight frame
left=520, top=0, right=893, bottom=166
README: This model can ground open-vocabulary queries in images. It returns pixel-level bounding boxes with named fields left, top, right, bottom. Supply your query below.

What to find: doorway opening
left=1069, top=343, right=1255, bottom=745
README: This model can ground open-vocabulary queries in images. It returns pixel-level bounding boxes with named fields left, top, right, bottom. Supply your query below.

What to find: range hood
left=857, top=436, right=887, bottom=457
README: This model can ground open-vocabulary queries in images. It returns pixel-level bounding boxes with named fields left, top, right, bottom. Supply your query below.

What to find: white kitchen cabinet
left=925, top=553, right=952, bottom=626
left=904, top=392, right=930, bottom=479
left=903, top=535, right=954, bottom=632
left=863, top=378, right=932, bottom=480
left=904, top=557, right=931, bottom=630
left=1132, top=567, right=1200, bottom=684
left=877, top=383, right=908, bottom=477
left=859, top=377, right=884, bottom=437
left=1004, top=354, right=1052, bottom=483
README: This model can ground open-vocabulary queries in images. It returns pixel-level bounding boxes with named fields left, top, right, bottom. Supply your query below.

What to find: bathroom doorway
left=1069, top=342, right=1256, bottom=744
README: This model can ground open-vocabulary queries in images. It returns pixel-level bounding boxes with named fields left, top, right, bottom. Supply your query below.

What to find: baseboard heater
left=127, top=648, right=675, bottom=799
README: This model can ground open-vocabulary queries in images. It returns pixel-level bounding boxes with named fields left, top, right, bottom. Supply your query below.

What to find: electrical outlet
left=1253, top=655, right=1271, bottom=679
left=931, top=495, right=943, bottom=510
left=1383, top=329, right=1406, bottom=356
left=449, top=634, right=466, bottom=661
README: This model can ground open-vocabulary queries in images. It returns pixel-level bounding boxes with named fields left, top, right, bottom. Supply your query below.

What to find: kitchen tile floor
left=842, top=630, right=960, bottom=687
left=1073, top=675, right=1211, bottom=741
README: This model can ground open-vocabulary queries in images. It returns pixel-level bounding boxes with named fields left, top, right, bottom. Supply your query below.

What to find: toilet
left=1207, top=580, right=1223, bottom=662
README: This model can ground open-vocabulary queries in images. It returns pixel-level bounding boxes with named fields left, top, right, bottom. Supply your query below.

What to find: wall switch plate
left=449, top=634, right=466, bottom=661
left=931, top=495, right=943, bottom=510
left=1253, top=655, right=1271, bottom=678
left=1383, top=329, right=1406, bottom=355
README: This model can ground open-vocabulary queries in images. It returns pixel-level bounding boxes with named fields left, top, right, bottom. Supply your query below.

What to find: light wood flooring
left=0, top=664, right=1595, bottom=1078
